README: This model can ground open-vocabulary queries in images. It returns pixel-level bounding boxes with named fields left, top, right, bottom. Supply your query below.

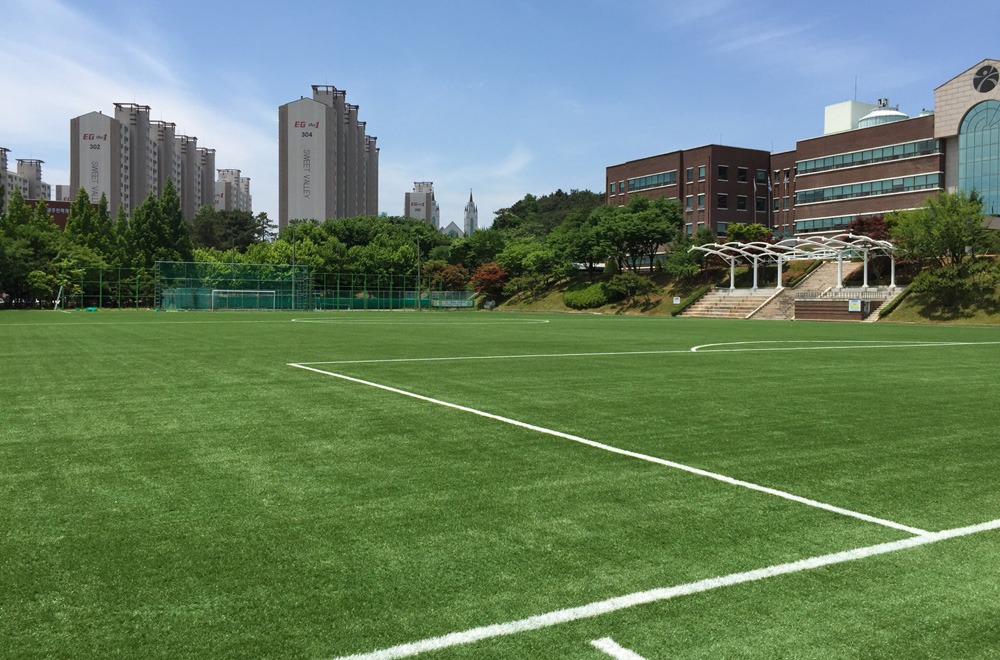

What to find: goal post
left=210, top=289, right=277, bottom=311
left=154, top=261, right=311, bottom=311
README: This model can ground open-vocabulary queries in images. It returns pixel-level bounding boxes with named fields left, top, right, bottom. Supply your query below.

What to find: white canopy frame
left=689, top=233, right=897, bottom=291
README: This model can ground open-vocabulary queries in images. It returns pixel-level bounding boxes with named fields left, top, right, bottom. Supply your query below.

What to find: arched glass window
left=959, top=100, right=1000, bottom=215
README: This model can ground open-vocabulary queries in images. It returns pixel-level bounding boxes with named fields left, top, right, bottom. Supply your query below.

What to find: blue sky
left=2, top=0, right=998, bottom=228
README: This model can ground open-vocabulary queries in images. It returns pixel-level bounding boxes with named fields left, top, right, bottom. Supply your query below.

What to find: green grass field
left=3, top=310, right=1000, bottom=659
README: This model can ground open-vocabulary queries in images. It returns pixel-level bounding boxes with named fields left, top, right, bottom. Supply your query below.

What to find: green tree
left=493, top=189, right=603, bottom=238
left=422, top=260, right=469, bottom=290
left=887, top=191, right=996, bottom=268
left=93, top=193, right=114, bottom=257
left=595, top=196, right=679, bottom=272
left=129, top=196, right=169, bottom=268
left=725, top=222, right=770, bottom=243
left=448, top=227, right=508, bottom=272
left=0, top=188, right=64, bottom=306
left=112, top=205, right=132, bottom=266
left=64, top=189, right=97, bottom=248
left=160, top=179, right=193, bottom=262
left=548, top=207, right=609, bottom=280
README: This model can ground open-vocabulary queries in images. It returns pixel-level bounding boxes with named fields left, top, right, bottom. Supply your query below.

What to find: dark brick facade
left=606, top=145, right=771, bottom=235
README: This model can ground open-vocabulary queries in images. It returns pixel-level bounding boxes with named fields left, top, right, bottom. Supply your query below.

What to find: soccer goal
left=210, top=289, right=278, bottom=311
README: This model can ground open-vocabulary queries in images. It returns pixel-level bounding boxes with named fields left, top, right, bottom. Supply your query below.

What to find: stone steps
left=683, top=290, right=773, bottom=319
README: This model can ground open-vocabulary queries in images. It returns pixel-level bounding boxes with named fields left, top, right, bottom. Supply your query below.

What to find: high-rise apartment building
left=114, top=103, right=157, bottom=208
left=70, top=103, right=247, bottom=220
left=278, top=85, right=379, bottom=230
left=405, top=182, right=440, bottom=228
left=70, top=111, right=128, bottom=213
left=2, top=148, right=54, bottom=212
left=215, top=168, right=253, bottom=214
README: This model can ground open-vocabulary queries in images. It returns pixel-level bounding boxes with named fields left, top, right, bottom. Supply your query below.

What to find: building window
left=959, top=100, right=1000, bottom=216
left=784, top=168, right=791, bottom=181
left=737, top=195, right=747, bottom=211
left=627, top=170, right=678, bottom=192
left=773, top=170, right=781, bottom=183
left=795, top=173, right=942, bottom=205
left=619, top=181, right=624, bottom=194
left=685, top=195, right=694, bottom=211
left=697, top=193, right=705, bottom=210
left=756, top=197, right=767, bottom=213
left=698, top=165, right=706, bottom=181
left=609, top=182, right=616, bottom=195
left=718, top=165, right=728, bottom=181
left=717, top=193, right=728, bottom=209
left=783, top=196, right=790, bottom=211
left=737, top=167, right=748, bottom=183
left=686, top=167, right=694, bottom=183
left=685, top=223, right=693, bottom=234
left=773, top=198, right=780, bottom=211
left=756, top=169, right=768, bottom=185
left=796, top=139, right=942, bottom=175
left=716, top=222, right=728, bottom=234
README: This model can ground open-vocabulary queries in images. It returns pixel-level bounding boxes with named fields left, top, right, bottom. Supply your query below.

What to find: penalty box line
left=294, top=340, right=1000, bottom=366
left=331, top=517, right=1000, bottom=660
left=288, top=363, right=929, bottom=537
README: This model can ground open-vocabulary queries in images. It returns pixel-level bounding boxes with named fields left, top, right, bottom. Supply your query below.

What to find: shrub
left=503, top=274, right=549, bottom=297
left=605, top=272, right=656, bottom=302
left=563, top=282, right=610, bottom=309
left=908, top=261, right=1000, bottom=309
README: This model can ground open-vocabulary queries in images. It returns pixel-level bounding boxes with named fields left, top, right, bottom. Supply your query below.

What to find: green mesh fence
left=155, top=261, right=311, bottom=311
left=55, top=267, right=157, bottom=309
left=65, top=262, right=474, bottom=311
left=310, top=272, right=439, bottom=310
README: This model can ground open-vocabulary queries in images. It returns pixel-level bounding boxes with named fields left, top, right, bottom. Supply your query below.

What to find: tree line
left=2, top=181, right=995, bottom=312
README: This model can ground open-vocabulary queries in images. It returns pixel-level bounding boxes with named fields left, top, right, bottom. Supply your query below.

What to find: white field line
left=290, top=318, right=549, bottom=325
left=330, top=517, right=1000, bottom=660
left=289, top=363, right=929, bottom=537
left=690, top=340, right=1000, bottom=353
left=295, top=340, right=1000, bottom=366
left=591, top=637, right=647, bottom=659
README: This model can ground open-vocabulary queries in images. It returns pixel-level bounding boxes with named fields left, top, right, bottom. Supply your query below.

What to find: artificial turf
left=2, top=310, right=999, bottom=658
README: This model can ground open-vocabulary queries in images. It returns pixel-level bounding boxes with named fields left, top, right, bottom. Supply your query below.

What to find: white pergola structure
left=689, top=233, right=897, bottom=291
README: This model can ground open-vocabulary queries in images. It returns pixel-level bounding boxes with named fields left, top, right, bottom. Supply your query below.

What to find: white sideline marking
left=296, top=340, right=1000, bottom=366
left=289, top=363, right=929, bottom=537
left=591, top=637, right=647, bottom=659
left=332, top=517, right=1000, bottom=659
left=690, top=340, right=1000, bottom=353
left=295, top=349, right=693, bottom=365
left=290, top=318, right=549, bottom=325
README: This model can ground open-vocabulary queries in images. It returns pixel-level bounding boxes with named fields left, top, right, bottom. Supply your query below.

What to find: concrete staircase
left=749, top=261, right=865, bottom=320
left=750, top=288, right=796, bottom=320
left=863, top=287, right=907, bottom=323
left=682, top=289, right=776, bottom=319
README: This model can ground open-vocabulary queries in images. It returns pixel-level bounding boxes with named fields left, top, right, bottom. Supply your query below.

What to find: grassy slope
left=2, top=312, right=1000, bottom=657
left=504, top=265, right=1000, bottom=326
left=881, top=284, right=1000, bottom=325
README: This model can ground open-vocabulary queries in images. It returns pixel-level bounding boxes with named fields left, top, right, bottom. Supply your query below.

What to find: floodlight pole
left=291, top=223, right=297, bottom=310
left=836, top=252, right=844, bottom=289
left=862, top=248, right=869, bottom=289
left=776, top=256, right=783, bottom=289
left=729, top=258, right=735, bottom=291
left=890, top=256, right=897, bottom=289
